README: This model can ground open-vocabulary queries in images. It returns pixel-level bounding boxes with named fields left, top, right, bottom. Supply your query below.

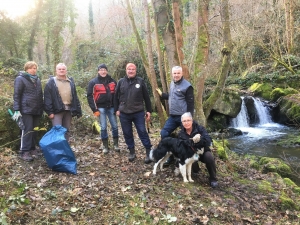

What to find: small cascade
left=231, top=97, right=249, bottom=127
left=231, top=96, right=272, bottom=128
left=252, top=98, right=272, bottom=125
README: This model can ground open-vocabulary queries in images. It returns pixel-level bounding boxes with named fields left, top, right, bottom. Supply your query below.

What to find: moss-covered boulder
left=259, top=157, right=292, bottom=177
left=277, top=94, right=300, bottom=125
left=279, top=193, right=298, bottom=210
left=248, top=83, right=273, bottom=100
left=212, top=139, right=229, bottom=160
left=212, top=89, right=242, bottom=117
left=270, top=87, right=298, bottom=102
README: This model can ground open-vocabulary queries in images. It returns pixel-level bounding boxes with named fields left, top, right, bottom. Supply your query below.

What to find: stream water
left=228, top=97, right=300, bottom=183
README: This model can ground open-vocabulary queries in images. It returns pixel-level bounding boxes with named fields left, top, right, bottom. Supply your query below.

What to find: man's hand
left=94, top=111, right=100, bottom=117
left=156, top=88, right=162, bottom=96
left=192, top=134, right=201, bottom=143
left=145, top=112, right=151, bottom=122
left=12, top=111, right=21, bottom=121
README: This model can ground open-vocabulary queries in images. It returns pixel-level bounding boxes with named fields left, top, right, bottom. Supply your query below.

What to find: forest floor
left=1, top=125, right=300, bottom=225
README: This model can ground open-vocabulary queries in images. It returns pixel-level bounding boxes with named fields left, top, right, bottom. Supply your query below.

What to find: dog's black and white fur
left=149, top=137, right=203, bottom=182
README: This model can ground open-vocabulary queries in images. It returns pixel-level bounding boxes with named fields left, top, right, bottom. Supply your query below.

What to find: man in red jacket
left=87, top=64, right=120, bottom=154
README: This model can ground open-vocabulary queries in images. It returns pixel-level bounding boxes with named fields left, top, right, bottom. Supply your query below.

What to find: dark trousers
left=160, top=115, right=182, bottom=138
left=193, top=149, right=217, bottom=182
left=20, top=114, right=41, bottom=152
left=119, top=111, right=152, bottom=149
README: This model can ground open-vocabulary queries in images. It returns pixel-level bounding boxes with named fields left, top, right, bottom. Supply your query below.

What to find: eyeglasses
left=182, top=119, right=192, bottom=123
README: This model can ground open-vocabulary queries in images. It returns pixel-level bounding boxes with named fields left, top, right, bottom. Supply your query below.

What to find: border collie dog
left=149, top=137, right=203, bottom=183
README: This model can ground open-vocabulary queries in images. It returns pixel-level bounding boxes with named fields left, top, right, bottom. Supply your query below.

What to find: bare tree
left=125, top=0, right=166, bottom=126
left=203, top=0, right=233, bottom=119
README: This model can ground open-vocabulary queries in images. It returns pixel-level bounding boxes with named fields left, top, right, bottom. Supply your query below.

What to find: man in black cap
left=87, top=63, right=120, bottom=154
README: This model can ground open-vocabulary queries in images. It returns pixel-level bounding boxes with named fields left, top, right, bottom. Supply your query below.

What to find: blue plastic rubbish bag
left=39, top=125, right=77, bottom=174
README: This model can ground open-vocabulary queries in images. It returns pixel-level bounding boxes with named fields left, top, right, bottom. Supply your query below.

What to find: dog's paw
left=189, top=179, right=194, bottom=183
left=183, top=179, right=189, bottom=183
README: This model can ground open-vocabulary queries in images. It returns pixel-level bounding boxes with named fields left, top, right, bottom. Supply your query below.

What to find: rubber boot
left=102, top=139, right=109, bottom=154
left=144, top=148, right=151, bottom=164
left=128, top=148, right=136, bottom=162
left=113, top=137, right=120, bottom=152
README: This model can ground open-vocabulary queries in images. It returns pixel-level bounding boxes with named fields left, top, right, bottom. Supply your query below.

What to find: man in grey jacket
left=156, top=66, right=194, bottom=165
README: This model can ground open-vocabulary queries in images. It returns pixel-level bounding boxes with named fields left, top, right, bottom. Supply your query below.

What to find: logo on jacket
left=135, top=84, right=140, bottom=88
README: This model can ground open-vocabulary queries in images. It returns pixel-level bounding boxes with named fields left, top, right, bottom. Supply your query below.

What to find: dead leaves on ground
left=1, top=134, right=300, bottom=224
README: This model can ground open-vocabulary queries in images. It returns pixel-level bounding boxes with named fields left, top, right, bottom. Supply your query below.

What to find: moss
left=248, top=83, right=273, bottom=100
left=249, top=159, right=260, bottom=170
left=279, top=194, right=298, bottom=210
left=213, top=140, right=229, bottom=160
left=293, top=187, right=300, bottom=195
left=270, top=88, right=285, bottom=101
left=270, top=87, right=298, bottom=102
left=259, top=157, right=292, bottom=177
left=258, top=180, right=274, bottom=193
left=283, top=178, right=297, bottom=187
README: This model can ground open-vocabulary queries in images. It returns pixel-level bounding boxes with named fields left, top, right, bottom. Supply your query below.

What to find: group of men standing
left=13, top=61, right=218, bottom=187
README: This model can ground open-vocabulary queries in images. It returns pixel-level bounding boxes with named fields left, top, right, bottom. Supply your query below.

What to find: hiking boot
left=19, top=151, right=33, bottom=162
left=102, top=139, right=109, bottom=154
left=144, top=148, right=151, bottom=164
left=128, top=148, right=136, bottom=162
left=210, top=181, right=218, bottom=188
left=113, top=137, right=120, bottom=152
left=31, top=148, right=43, bottom=158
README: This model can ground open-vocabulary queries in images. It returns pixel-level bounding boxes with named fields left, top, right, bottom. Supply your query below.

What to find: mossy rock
left=270, top=87, right=298, bottom=102
left=249, top=159, right=260, bottom=170
left=283, top=178, right=297, bottom=187
left=248, top=83, right=273, bottom=100
left=258, top=180, right=274, bottom=193
left=212, top=139, right=229, bottom=160
left=293, top=187, right=300, bottom=195
left=279, top=194, right=298, bottom=210
left=278, top=94, right=300, bottom=125
left=259, top=157, right=292, bottom=177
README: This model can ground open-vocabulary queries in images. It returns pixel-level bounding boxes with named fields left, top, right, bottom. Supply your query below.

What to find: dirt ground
left=1, top=125, right=300, bottom=225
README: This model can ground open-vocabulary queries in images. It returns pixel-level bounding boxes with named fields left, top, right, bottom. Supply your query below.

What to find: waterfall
left=231, top=97, right=249, bottom=127
left=252, top=98, right=272, bottom=125
left=231, top=96, right=272, bottom=128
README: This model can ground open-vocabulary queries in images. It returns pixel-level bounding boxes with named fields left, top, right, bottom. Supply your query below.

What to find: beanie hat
left=98, top=63, right=107, bottom=71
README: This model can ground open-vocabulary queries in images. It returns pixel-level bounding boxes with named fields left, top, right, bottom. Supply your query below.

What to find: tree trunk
left=151, top=0, right=169, bottom=114
left=284, top=0, right=295, bottom=54
left=193, top=0, right=210, bottom=127
left=152, top=0, right=179, bottom=74
left=172, top=0, right=189, bottom=79
left=126, top=0, right=166, bottom=126
left=52, top=0, right=66, bottom=71
left=203, top=0, right=233, bottom=119
left=27, top=0, right=43, bottom=60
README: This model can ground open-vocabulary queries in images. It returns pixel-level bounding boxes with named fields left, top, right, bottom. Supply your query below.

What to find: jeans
left=119, top=111, right=152, bottom=149
left=160, top=115, right=182, bottom=138
left=98, top=107, right=118, bottom=140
